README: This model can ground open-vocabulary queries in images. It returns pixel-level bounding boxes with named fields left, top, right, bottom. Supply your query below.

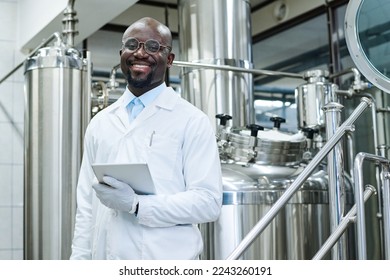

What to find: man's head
left=120, top=17, right=175, bottom=96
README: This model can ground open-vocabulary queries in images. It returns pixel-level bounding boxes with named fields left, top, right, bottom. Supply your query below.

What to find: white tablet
left=92, top=163, right=156, bottom=195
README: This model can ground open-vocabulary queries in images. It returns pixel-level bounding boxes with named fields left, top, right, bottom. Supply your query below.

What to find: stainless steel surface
left=313, top=185, right=376, bottom=260
left=205, top=113, right=335, bottom=260
left=297, top=69, right=350, bottom=259
left=24, top=45, right=88, bottom=259
left=254, top=139, right=306, bottom=166
left=210, top=165, right=330, bottom=260
left=172, top=60, right=302, bottom=78
left=383, top=168, right=390, bottom=259
left=295, top=70, right=336, bottom=129
left=178, top=0, right=254, bottom=129
left=83, top=51, right=92, bottom=130
left=226, top=97, right=371, bottom=260
left=90, top=64, right=124, bottom=117
left=353, top=152, right=390, bottom=259
left=222, top=126, right=307, bottom=167
left=62, top=0, right=78, bottom=48
left=323, top=101, right=348, bottom=259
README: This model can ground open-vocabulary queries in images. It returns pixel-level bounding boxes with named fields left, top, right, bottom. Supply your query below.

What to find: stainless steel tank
left=178, top=0, right=254, bottom=129
left=295, top=70, right=338, bottom=130
left=24, top=45, right=89, bottom=259
left=214, top=165, right=330, bottom=260
left=201, top=122, right=351, bottom=260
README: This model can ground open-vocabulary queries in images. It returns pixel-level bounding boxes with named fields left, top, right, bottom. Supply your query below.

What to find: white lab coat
left=70, top=86, right=223, bottom=260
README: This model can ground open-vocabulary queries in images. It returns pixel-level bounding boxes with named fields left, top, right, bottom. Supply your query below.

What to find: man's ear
left=167, top=53, right=175, bottom=68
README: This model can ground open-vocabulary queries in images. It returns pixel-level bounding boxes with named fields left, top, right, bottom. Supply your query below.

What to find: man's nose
left=134, top=43, right=148, bottom=56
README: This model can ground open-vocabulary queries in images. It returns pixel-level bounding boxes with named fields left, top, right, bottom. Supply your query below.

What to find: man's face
left=120, top=25, right=174, bottom=94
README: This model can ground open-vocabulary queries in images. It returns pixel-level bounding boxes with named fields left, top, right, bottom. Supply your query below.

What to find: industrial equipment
left=23, top=0, right=91, bottom=259
left=0, top=0, right=389, bottom=261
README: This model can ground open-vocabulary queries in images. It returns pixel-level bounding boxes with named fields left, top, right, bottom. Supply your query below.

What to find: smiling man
left=70, top=17, right=223, bottom=260
left=120, top=18, right=174, bottom=94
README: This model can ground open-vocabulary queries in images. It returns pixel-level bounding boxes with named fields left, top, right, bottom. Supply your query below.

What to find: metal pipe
left=62, top=0, right=78, bottom=48
left=354, top=93, right=385, bottom=258
left=330, top=67, right=360, bottom=79
left=226, top=97, right=372, bottom=260
left=356, top=93, right=379, bottom=158
left=172, top=60, right=303, bottom=79
left=312, top=185, right=376, bottom=260
left=354, top=152, right=390, bottom=259
left=383, top=167, right=390, bottom=259
left=82, top=51, right=92, bottom=137
left=379, top=144, right=388, bottom=258
left=323, top=101, right=347, bottom=259
left=107, top=64, right=120, bottom=89
left=178, top=0, right=255, bottom=128
left=330, top=67, right=371, bottom=90
left=0, top=32, right=62, bottom=85
left=346, top=132, right=355, bottom=184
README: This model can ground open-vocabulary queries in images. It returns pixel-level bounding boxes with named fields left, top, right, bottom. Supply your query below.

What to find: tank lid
left=24, top=46, right=84, bottom=72
left=303, top=69, right=329, bottom=79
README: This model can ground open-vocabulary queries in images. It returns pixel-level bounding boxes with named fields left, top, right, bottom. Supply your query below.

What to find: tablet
left=92, top=163, right=156, bottom=195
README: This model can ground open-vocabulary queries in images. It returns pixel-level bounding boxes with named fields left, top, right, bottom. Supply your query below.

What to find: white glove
left=92, top=176, right=139, bottom=213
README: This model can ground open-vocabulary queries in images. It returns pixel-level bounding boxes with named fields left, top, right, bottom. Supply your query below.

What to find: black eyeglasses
left=122, top=37, right=172, bottom=55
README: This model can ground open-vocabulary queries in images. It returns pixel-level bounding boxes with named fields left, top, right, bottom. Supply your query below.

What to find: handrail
left=383, top=157, right=390, bottom=260
left=226, top=97, right=372, bottom=260
left=354, top=152, right=390, bottom=259
left=172, top=60, right=303, bottom=79
left=0, top=32, right=62, bottom=86
left=312, top=185, right=376, bottom=260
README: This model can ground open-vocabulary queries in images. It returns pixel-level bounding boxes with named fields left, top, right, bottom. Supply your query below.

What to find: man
left=70, top=17, right=223, bottom=260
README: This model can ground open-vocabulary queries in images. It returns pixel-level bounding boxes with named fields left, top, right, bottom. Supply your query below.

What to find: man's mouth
left=129, top=62, right=152, bottom=72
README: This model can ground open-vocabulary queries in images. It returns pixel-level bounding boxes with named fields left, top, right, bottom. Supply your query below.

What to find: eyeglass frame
left=121, top=37, right=172, bottom=55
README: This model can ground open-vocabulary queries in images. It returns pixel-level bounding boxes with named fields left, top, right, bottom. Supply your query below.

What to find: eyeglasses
left=122, top=37, right=172, bottom=55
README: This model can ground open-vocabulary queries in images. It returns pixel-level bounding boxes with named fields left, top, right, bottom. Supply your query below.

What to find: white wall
left=0, top=0, right=24, bottom=260
left=19, top=0, right=138, bottom=52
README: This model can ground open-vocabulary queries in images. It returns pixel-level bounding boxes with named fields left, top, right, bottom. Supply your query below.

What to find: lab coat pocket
left=146, top=133, right=180, bottom=182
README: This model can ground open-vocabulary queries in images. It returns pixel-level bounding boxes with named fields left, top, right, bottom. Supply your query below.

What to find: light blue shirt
left=124, top=83, right=167, bottom=121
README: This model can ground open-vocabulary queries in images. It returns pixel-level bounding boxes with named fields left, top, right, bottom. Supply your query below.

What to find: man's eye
left=146, top=41, right=159, bottom=52
left=126, top=41, right=138, bottom=50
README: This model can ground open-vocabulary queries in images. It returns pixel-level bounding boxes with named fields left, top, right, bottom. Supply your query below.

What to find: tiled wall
left=0, top=0, right=25, bottom=260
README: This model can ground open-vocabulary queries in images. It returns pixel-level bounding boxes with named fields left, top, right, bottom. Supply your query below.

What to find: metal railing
left=171, top=60, right=387, bottom=260
left=226, top=97, right=372, bottom=260
left=312, top=185, right=376, bottom=260
left=172, top=60, right=303, bottom=79
left=313, top=152, right=390, bottom=260
left=354, top=152, right=390, bottom=259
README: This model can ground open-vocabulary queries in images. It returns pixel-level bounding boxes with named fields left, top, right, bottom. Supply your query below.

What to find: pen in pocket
left=149, top=131, right=155, bottom=146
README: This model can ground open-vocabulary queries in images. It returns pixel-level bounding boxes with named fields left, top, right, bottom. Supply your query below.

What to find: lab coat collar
left=107, top=86, right=180, bottom=132
left=123, top=83, right=167, bottom=109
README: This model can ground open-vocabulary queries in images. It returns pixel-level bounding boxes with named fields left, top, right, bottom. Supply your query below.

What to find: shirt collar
left=123, top=83, right=167, bottom=108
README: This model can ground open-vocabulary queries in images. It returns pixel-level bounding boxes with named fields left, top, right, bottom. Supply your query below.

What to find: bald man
left=70, top=17, right=223, bottom=260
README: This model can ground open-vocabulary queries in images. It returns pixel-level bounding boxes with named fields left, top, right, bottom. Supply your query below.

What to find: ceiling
left=107, top=0, right=280, bottom=34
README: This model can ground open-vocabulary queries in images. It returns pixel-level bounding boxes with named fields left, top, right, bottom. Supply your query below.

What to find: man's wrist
left=128, top=195, right=139, bottom=214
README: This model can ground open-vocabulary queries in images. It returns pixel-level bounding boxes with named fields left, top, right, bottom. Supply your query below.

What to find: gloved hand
left=92, top=176, right=139, bottom=213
